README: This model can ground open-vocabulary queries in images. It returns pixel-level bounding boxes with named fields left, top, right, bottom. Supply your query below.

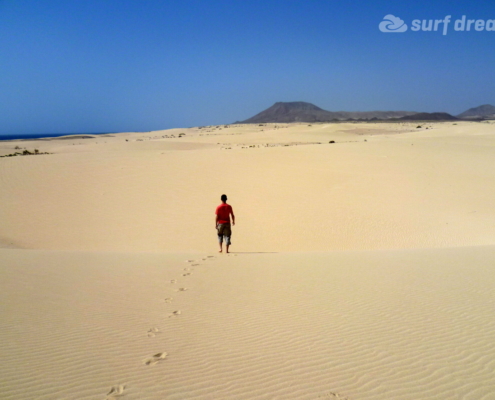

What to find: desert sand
left=1, top=121, right=495, bottom=399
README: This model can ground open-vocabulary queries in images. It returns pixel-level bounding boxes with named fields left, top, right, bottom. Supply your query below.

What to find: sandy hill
left=2, top=120, right=494, bottom=252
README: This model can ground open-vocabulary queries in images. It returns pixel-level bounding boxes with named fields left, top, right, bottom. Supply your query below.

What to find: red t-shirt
left=216, top=203, right=233, bottom=224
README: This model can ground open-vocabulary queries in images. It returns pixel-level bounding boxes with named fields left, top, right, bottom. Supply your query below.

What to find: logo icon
left=379, top=14, right=408, bottom=32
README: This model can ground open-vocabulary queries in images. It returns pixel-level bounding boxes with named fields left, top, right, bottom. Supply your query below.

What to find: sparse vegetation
left=1, top=148, right=49, bottom=158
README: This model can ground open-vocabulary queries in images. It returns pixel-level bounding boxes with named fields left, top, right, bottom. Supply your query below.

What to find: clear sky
left=0, top=0, right=494, bottom=135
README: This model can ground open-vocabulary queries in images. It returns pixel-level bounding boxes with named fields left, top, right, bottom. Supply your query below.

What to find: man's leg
left=217, top=224, right=224, bottom=253
left=226, top=235, right=231, bottom=253
left=218, top=234, right=223, bottom=253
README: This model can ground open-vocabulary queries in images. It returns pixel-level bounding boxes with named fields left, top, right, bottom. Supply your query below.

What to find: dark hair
left=221, top=194, right=227, bottom=202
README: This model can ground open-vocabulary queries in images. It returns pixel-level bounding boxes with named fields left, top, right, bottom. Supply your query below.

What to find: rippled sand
left=1, top=121, right=495, bottom=399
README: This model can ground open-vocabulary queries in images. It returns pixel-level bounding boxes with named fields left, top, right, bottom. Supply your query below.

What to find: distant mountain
left=236, top=102, right=418, bottom=123
left=457, top=104, right=495, bottom=119
left=398, top=112, right=458, bottom=121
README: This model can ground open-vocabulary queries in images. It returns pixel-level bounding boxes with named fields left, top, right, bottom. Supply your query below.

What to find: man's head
left=221, top=194, right=227, bottom=203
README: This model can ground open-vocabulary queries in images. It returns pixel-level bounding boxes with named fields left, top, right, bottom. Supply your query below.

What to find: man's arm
left=231, top=209, right=235, bottom=225
left=215, top=214, right=219, bottom=228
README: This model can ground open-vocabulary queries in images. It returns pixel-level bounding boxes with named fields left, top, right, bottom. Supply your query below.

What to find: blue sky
left=0, top=0, right=494, bottom=134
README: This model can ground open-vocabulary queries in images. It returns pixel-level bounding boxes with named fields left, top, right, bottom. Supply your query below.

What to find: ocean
left=0, top=132, right=114, bottom=141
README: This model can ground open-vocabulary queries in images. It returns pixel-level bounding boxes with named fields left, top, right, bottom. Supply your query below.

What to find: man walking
left=215, top=194, right=235, bottom=253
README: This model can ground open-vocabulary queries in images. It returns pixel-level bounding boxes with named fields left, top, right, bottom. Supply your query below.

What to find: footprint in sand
left=144, top=352, right=167, bottom=366
left=191, top=263, right=200, bottom=266
left=168, top=310, right=181, bottom=318
left=177, top=287, right=188, bottom=292
left=147, top=327, right=159, bottom=337
left=170, top=279, right=177, bottom=284
left=183, top=267, right=191, bottom=271
left=164, top=297, right=173, bottom=303
left=182, top=272, right=191, bottom=276
left=318, top=393, right=349, bottom=399
left=186, top=260, right=195, bottom=263
left=106, top=385, right=125, bottom=399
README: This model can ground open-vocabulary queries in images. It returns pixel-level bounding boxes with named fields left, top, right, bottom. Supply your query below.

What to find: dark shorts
left=217, top=223, right=232, bottom=244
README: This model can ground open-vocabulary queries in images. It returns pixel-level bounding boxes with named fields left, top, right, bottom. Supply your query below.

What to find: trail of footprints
left=104, top=255, right=217, bottom=398
left=146, top=256, right=216, bottom=360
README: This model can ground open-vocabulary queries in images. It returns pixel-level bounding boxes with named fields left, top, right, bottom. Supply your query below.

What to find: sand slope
left=1, top=121, right=495, bottom=252
left=1, top=247, right=495, bottom=399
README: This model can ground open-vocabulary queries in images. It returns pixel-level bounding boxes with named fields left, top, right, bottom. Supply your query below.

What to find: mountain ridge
left=457, top=104, right=495, bottom=119
left=236, top=102, right=494, bottom=123
left=236, top=102, right=418, bottom=123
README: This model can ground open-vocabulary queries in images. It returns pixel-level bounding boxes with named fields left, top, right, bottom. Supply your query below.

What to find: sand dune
left=1, top=121, right=495, bottom=399
left=1, top=121, right=495, bottom=252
